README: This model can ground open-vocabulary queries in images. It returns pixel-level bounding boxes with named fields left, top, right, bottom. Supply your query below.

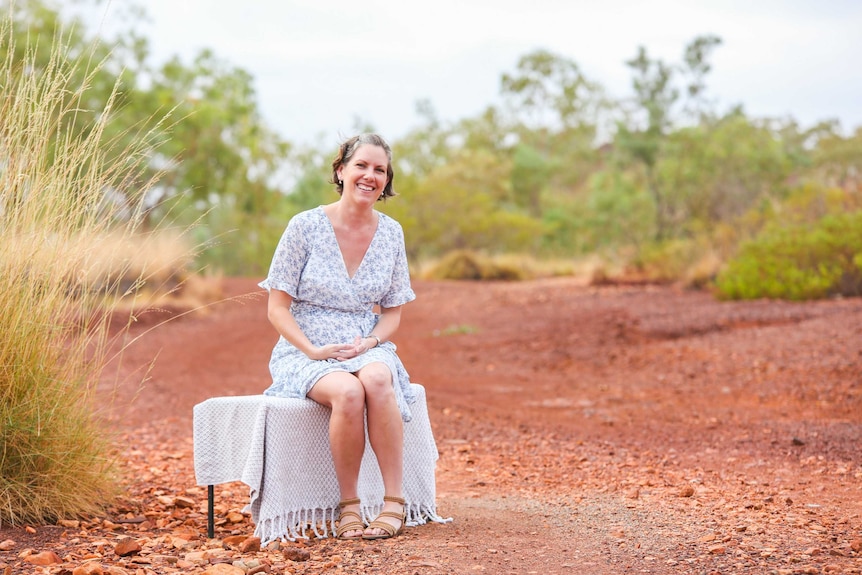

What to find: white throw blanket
left=193, top=384, right=449, bottom=542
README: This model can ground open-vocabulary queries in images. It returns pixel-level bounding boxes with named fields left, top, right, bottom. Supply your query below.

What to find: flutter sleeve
left=259, top=214, right=308, bottom=297
left=379, top=221, right=416, bottom=309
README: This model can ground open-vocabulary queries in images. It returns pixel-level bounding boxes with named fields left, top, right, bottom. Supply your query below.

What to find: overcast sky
left=88, top=0, right=862, bottom=147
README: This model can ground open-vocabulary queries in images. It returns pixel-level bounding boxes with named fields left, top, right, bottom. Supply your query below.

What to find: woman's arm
left=363, top=305, right=402, bottom=348
left=266, top=289, right=321, bottom=358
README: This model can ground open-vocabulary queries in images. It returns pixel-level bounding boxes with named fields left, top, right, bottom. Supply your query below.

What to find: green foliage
left=395, top=150, right=543, bottom=261
left=10, top=4, right=861, bottom=295
left=715, top=211, right=862, bottom=300
left=656, top=114, right=794, bottom=230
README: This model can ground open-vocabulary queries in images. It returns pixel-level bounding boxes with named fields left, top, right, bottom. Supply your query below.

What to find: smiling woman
left=257, top=133, right=423, bottom=540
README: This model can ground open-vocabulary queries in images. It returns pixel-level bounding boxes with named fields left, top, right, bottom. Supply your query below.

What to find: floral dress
left=259, top=206, right=417, bottom=421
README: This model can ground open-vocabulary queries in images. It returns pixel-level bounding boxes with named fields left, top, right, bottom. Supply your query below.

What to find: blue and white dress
left=259, top=206, right=417, bottom=421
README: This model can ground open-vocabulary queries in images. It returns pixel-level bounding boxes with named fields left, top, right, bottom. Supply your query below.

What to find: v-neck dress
left=259, top=206, right=418, bottom=421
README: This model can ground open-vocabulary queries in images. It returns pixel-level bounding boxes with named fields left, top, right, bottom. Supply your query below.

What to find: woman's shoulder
left=292, top=205, right=325, bottom=221
left=376, top=210, right=404, bottom=234
left=288, top=206, right=326, bottom=229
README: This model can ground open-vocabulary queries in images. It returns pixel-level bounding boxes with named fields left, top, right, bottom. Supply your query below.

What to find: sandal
left=363, top=495, right=405, bottom=540
left=336, top=498, right=365, bottom=540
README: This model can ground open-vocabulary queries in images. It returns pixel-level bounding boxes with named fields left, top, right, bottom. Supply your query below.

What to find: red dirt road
left=3, top=277, right=862, bottom=574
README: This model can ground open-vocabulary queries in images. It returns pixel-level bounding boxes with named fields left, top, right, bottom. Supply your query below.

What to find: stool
left=192, top=383, right=447, bottom=542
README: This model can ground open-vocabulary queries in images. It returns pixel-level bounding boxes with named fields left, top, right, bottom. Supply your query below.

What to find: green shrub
left=715, top=211, right=862, bottom=300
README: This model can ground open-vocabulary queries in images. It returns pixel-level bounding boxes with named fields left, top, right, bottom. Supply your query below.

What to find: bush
left=715, top=211, right=862, bottom=300
left=423, top=250, right=527, bottom=281
left=0, top=19, right=188, bottom=524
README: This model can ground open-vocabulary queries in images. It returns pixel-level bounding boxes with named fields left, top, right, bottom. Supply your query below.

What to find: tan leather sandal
left=336, top=498, right=365, bottom=540
left=362, top=495, right=405, bottom=540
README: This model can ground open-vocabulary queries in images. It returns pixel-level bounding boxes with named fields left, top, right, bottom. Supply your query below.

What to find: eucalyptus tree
left=614, top=35, right=722, bottom=240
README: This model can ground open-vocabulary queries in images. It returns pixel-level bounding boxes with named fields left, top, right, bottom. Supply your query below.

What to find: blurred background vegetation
left=5, top=0, right=862, bottom=300
left=0, top=0, right=860, bottom=526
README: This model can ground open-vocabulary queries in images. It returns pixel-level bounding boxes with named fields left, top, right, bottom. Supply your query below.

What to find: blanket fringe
left=253, top=504, right=452, bottom=544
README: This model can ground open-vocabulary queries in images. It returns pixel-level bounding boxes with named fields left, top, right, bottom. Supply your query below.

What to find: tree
left=615, top=35, right=722, bottom=240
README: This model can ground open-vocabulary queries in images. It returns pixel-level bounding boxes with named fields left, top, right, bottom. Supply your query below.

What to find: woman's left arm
left=364, top=305, right=402, bottom=348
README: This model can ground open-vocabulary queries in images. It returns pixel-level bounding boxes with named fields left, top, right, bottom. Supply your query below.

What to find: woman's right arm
left=267, top=289, right=321, bottom=359
left=267, top=289, right=353, bottom=361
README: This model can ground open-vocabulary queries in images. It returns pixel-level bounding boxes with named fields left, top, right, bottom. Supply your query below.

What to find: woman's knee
left=358, top=364, right=394, bottom=396
left=313, top=374, right=366, bottom=413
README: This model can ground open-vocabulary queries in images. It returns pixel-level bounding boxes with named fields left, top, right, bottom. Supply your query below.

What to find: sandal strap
left=338, top=510, right=363, bottom=522
left=337, top=520, right=365, bottom=537
left=365, top=519, right=397, bottom=537
left=382, top=495, right=405, bottom=505
left=338, top=498, right=361, bottom=507
left=336, top=510, right=365, bottom=537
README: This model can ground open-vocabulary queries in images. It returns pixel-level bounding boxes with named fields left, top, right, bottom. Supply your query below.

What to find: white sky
left=87, top=0, right=862, bottom=147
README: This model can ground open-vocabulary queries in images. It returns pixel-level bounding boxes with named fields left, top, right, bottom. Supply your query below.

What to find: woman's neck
left=327, top=199, right=375, bottom=228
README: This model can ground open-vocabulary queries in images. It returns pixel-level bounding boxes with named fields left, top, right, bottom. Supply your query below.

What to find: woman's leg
left=355, top=363, right=404, bottom=537
left=307, top=371, right=366, bottom=538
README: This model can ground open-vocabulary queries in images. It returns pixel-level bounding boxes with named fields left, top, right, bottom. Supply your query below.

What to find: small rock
left=679, top=485, right=695, bottom=497
left=239, top=537, right=261, bottom=553
left=0, top=540, right=14, bottom=551
left=114, top=538, right=142, bottom=557
left=283, top=548, right=310, bottom=562
left=174, top=496, right=196, bottom=509
left=851, top=538, right=862, bottom=553
left=625, top=488, right=640, bottom=500
left=184, top=551, right=209, bottom=563
left=708, top=545, right=726, bottom=554
left=58, top=520, right=80, bottom=529
left=203, top=564, right=244, bottom=575
left=226, top=511, right=245, bottom=523
left=24, top=551, right=63, bottom=565
left=222, top=535, right=247, bottom=547
left=73, top=563, right=104, bottom=575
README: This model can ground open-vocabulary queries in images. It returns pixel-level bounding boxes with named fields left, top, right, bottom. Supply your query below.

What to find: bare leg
left=356, top=363, right=404, bottom=537
left=307, top=371, right=366, bottom=538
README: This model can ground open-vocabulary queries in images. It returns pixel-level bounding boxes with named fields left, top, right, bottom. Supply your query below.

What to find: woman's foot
left=363, top=495, right=405, bottom=540
left=336, top=498, right=365, bottom=540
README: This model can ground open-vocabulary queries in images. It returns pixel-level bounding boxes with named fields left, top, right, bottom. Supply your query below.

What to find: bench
left=192, top=383, right=447, bottom=542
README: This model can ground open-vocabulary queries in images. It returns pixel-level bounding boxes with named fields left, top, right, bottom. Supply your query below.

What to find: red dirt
left=2, top=276, right=861, bottom=574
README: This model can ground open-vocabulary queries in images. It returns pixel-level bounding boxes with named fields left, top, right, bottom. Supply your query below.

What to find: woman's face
left=337, top=144, right=390, bottom=204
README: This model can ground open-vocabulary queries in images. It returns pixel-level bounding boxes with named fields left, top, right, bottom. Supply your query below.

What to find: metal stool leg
left=207, top=485, right=214, bottom=539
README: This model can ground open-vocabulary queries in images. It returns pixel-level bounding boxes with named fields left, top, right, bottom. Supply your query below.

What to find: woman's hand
left=315, top=336, right=369, bottom=361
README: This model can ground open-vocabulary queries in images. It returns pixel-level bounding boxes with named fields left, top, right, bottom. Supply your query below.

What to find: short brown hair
left=330, top=133, right=396, bottom=201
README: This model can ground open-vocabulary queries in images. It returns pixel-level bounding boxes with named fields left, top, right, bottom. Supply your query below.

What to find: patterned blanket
left=193, top=384, right=450, bottom=542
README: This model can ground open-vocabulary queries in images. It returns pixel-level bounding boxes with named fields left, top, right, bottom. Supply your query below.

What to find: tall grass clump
left=0, top=20, right=178, bottom=525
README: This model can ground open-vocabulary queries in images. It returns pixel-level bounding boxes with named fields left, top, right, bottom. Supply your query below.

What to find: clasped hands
left=316, top=336, right=372, bottom=361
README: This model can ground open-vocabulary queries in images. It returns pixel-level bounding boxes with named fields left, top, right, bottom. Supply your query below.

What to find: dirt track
left=2, top=277, right=862, bottom=574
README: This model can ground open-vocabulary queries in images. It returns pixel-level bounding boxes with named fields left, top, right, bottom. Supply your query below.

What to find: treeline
left=5, top=1, right=861, bottom=299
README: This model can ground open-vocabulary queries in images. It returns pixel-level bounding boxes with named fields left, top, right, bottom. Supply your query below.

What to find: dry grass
left=0, top=16, right=196, bottom=525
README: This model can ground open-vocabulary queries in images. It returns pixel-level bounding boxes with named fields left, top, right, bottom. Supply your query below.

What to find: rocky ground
left=1, top=277, right=861, bottom=575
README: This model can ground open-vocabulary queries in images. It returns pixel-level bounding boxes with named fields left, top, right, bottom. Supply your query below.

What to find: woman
left=259, top=133, right=416, bottom=540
